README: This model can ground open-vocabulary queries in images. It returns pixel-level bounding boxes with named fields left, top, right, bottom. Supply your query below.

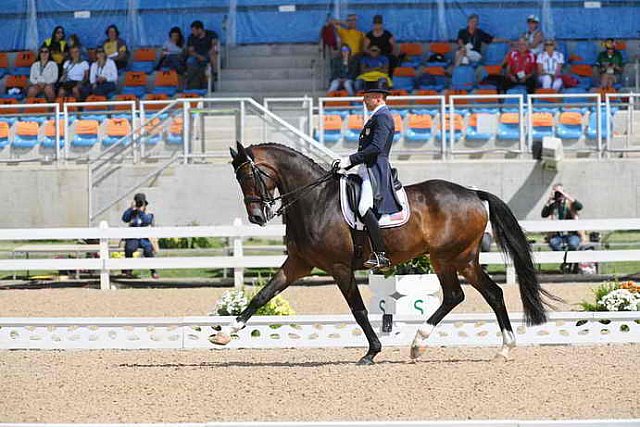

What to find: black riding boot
left=362, top=209, right=391, bottom=271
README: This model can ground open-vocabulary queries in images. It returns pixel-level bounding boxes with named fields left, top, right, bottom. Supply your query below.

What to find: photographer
left=121, top=193, right=158, bottom=279
left=541, top=183, right=584, bottom=251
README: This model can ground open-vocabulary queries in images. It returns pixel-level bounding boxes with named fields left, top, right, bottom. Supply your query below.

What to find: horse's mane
left=246, top=143, right=328, bottom=175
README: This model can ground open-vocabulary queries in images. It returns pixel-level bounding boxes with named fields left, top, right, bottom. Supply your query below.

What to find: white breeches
left=358, top=166, right=374, bottom=217
left=538, top=75, right=563, bottom=91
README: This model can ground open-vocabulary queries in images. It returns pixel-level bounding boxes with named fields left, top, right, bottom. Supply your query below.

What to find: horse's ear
left=236, top=141, right=247, bottom=157
left=229, top=147, right=238, bottom=159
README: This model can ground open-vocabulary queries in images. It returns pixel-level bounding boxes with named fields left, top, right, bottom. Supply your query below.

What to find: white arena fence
left=1, top=218, right=640, bottom=289
left=1, top=311, right=639, bottom=351
left=1, top=421, right=639, bottom=427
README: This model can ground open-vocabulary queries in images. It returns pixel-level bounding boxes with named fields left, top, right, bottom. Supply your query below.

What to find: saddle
left=340, top=168, right=411, bottom=231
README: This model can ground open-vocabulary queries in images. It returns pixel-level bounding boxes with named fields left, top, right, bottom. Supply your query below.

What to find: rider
left=336, top=84, right=401, bottom=271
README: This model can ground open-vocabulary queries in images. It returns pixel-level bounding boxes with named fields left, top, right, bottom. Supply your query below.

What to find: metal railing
left=605, top=92, right=639, bottom=153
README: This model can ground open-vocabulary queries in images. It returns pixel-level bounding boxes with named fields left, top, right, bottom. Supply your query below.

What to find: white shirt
left=537, top=50, right=564, bottom=75
left=29, top=61, right=58, bottom=85
left=89, top=59, right=118, bottom=84
left=62, top=60, right=89, bottom=82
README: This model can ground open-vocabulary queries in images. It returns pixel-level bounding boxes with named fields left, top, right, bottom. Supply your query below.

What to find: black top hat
left=364, top=80, right=390, bottom=94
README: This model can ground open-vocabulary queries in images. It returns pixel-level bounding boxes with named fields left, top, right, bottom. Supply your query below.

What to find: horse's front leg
left=211, top=256, right=312, bottom=345
left=332, top=265, right=381, bottom=365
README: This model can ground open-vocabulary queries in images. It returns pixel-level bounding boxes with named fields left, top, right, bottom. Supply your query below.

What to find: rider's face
left=363, top=93, right=384, bottom=111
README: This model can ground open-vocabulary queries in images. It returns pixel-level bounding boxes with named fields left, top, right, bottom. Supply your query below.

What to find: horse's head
left=230, top=141, right=278, bottom=226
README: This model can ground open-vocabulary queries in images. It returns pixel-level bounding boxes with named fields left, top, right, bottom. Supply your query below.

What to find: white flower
left=598, top=289, right=640, bottom=312
left=212, top=289, right=249, bottom=316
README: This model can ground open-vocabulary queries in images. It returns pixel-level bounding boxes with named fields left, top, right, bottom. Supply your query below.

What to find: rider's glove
left=334, top=156, right=352, bottom=173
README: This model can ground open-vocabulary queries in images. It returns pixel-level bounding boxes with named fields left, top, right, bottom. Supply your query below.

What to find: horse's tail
left=476, top=190, right=554, bottom=326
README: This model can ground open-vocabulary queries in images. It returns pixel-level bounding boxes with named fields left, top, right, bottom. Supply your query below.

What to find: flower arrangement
left=212, top=284, right=295, bottom=316
left=384, top=255, right=434, bottom=277
left=580, top=280, right=640, bottom=311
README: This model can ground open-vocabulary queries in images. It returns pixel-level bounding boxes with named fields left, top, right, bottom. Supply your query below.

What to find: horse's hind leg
left=410, top=263, right=464, bottom=360
left=211, top=256, right=312, bottom=345
left=460, top=261, right=515, bottom=360
left=332, top=266, right=381, bottom=366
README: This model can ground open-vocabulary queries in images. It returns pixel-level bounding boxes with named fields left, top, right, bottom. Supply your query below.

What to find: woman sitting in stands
left=26, top=47, right=58, bottom=101
left=158, top=27, right=186, bottom=74
left=58, top=45, right=90, bottom=100
left=89, top=47, right=118, bottom=97
left=102, top=24, right=129, bottom=70
left=42, top=26, right=68, bottom=71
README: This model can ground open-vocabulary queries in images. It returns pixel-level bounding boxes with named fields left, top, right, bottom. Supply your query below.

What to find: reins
left=234, top=159, right=337, bottom=219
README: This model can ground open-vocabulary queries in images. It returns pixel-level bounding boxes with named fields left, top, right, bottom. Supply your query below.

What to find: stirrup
left=364, top=252, right=391, bottom=271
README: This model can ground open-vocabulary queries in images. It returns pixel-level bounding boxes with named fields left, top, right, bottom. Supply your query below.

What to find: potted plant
left=369, top=255, right=441, bottom=317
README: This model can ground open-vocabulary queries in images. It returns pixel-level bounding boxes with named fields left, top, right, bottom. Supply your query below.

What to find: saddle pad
left=339, top=176, right=411, bottom=230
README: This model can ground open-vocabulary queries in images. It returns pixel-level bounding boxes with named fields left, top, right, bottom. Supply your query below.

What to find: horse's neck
left=271, top=158, right=324, bottom=195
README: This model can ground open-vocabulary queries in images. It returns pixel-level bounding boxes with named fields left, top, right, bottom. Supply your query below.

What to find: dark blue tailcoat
left=348, top=105, right=402, bottom=215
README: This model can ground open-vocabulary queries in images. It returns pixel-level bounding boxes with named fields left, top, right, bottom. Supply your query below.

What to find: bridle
left=234, top=157, right=337, bottom=221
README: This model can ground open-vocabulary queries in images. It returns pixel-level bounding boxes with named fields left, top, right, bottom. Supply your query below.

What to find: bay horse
left=214, top=142, right=553, bottom=365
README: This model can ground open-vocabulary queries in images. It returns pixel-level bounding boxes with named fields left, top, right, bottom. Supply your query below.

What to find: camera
left=554, top=191, right=563, bottom=200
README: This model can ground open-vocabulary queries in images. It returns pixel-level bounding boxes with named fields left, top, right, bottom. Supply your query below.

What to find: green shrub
left=385, top=255, right=434, bottom=277
left=579, top=281, right=620, bottom=311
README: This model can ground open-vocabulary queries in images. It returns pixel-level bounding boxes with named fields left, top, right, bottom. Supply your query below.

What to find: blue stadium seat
left=343, top=114, right=363, bottom=143
left=130, top=62, right=155, bottom=74
left=483, top=43, right=508, bottom=65
left=586, top=111, right=611, bottom=139
left=72, top=120, right=100, bottom=147
left=167, top=117, right=184, bottom=145
left=404, top=114, right=433, bottom=143
left=451, top=66, right=475, bottom=91
left=531, top=112, right=555, bottom=141
left=556, top=112, right=583, bottom=140
left=41, top=120, right=64, bottom=148
left=13, top=121, right=39, bottom=148
left=497, top=113, right=520, bottom=140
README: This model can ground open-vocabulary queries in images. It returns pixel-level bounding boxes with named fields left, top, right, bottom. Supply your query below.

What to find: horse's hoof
left=357, top=356, right=375, bottom=366
left=209, top=332, right=232, bottom=346
left=410, top=345, right=426, bottom=360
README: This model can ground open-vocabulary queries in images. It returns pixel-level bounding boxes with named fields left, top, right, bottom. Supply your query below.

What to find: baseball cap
left=527, top=15, right=540, bottom=23
left=373, top=15, right=383, bottom=24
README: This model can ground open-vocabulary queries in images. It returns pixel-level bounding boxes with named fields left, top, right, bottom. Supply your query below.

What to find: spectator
left=58, top=45, right=89, bottom=99
left=121, top=193, right=159, bottom=279
left=320, top=14, right=338, bottom=53
left=26, top=47, right=58, bottom=101
left=537, top=39, right=564, bottom=91
left=455, top=14, right=494, bottom=66
left=157, top=27, right=186, bottom=74
left=42, top=26, right=68, bottom=69
left=354, top=45, right=390, bottom=92
left=331, top=14, right=365, bottom=56
left=541, top=183, right=584, bottom=251
left=186, top=20, right=218, bottom=90
left=67, top=34, right=89, bottom=61
left=363, top=15, right=398, bottom=74
left=596, top=39, right=624, bottom=89
left=103, top=24, right=129, bottom=70
left=329, top=45, right=358, bottom=95
left=522, top=15, right=544, bottom=55
left=89, top=47, right=118, bottom=97
left=504, top=38, right=537, bottom=93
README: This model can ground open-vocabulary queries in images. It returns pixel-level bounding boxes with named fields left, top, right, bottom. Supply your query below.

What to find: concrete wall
left=0, top=159, right=637, bottom=228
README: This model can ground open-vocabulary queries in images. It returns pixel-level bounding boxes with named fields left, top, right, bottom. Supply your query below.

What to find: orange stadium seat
left=5, top=75, right=28, bottom=90
left=123, top=71, right=148, bottom=97
left=344, top=114, right=364, bottom=143
left=153, top=70, right=179, bottom=96
left=484, top=65, right=503, bottom=76
left=405, top=114, right=433, bottom=142
left=42, top=119, right=65, bottom=148
left=103, top=118, right=132, bottom=145
left=0, top=52, right=8, bottom=78
left=113, top=94, right=138, bottom=111
left=570, top=64, right=593, bottom=77
left=321, top=114, right=342, bottom=143
left=55, top=97, right=77, bottom=112
left=167, top=117, right=184, bottom=144
left=13, top=51, right=36, bottom=75
left=429, top=42, right=452, bottom=56
left=72, top=119, right=99, bottom=147
left=144, top=93, right=170, bottom=111
left=14, top=121, right=39, bottom=147
left=0, top=98, right=19, bottom=116
left=413, top=89, right=439, bottom=105
left=400, top=43, right=423, bottom=57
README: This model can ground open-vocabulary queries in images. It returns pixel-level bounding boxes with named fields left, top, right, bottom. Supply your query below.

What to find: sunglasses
left=40, top=50, right=49, bottom=53
left=96, top=50, right=105, bottom=53
left=544, top=43, right=554, bottom=46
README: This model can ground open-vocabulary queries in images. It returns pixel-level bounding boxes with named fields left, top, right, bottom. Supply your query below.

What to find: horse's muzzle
left=248, top=207, right=267, bottom=226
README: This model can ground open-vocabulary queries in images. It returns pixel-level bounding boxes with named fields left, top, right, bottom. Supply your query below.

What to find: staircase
left=218, top=44, right=325, bottom=99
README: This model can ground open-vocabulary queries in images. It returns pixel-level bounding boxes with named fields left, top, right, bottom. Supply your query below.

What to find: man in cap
left=121, top=193, right=159, bottom=279
left=331, top=14, right=366, bottom=56
left=523, top=15, right=544, bottom=55
left=335, top=84, right=401, bottom=271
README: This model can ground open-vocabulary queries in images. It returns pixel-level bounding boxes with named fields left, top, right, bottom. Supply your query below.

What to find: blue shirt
left=360, top=55, right=389, bottom=70
left=122, top=208, right=154, bottom=227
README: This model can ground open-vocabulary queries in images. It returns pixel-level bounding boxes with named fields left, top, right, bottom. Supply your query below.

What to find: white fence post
left=233, top=217, right=244, bottom=289
left=99, top=221, right=111, bottom=290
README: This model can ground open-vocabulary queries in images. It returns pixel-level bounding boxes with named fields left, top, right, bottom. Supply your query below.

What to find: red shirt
left=507, top=50, right=536, bottom=76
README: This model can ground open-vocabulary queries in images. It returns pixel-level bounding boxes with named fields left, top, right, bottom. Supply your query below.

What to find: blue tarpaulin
left=0, top=0, right=637, bottom=50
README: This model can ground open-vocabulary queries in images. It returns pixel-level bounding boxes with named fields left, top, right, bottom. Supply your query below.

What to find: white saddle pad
left=339, top=175, right=411, bottom=230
